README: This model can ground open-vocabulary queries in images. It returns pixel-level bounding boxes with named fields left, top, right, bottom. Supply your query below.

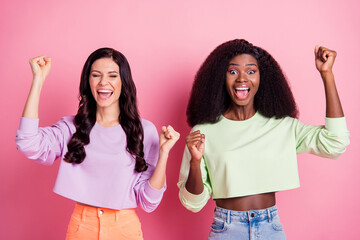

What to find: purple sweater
left=15, top=116, right=165, bottom=212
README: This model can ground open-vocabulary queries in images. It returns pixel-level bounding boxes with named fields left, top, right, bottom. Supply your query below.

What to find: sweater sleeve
left=15, top=117, right=74, bottom=165
left=133, top=121, right=165, bottom=213
left=295, top=117, right=350, bottom=159
left=177, top=146, right=212, bottom=213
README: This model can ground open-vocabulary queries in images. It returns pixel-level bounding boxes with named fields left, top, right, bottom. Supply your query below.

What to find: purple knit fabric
left=15, top=116, right=165, bottom=212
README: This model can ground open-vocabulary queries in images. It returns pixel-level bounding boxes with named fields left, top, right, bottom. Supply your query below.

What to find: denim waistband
left=214, top=205, right=278, bottom=223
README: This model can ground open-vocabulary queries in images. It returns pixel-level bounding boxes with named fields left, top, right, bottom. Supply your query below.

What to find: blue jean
left=207, top=205, right=286, bottom=240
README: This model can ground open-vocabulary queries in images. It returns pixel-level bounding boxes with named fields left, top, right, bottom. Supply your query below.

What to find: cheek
left=89, top=80, right=96, bottom=93
left=113, top=80, right=122, bottom=95
left=225, top=82, right=233, bottom=95
left=117, top=81, right=122, bottom=93
left=225, top=77, right=233, bottom=89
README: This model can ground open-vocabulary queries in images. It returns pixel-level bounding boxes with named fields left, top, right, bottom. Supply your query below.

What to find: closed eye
left=91, top=74, right=101, bottom=77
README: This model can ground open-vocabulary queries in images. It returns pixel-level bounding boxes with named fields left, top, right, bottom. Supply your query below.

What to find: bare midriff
left=215, top=192, right=276, bottom=211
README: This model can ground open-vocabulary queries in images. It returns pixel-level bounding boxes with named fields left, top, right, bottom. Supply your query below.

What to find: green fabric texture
left=178, top=112, right=349, bottom=212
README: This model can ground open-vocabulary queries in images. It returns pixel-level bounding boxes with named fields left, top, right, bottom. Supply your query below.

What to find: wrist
left=320, top=70, right=334, bottom=77
left=32, top=77, right=44, bottom=87
left=190, top=159, right=201, bottom=167
left=159, top=147, right=170, bottom=156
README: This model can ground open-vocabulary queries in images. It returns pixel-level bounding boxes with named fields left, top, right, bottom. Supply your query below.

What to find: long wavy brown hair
left=64, top=48, right=147, bottom=172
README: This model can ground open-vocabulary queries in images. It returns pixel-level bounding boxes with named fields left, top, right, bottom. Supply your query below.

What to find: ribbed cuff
left=180, top=186, right=209, bottom=204
left=325, top=117, right=348, bottom=133
left=144, top=181, right=166, bottom=203
left=18, top=117, right=39, bottom=134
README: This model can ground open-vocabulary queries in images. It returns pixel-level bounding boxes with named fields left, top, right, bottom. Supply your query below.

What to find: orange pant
left=66, top=203, right=143, bottom=240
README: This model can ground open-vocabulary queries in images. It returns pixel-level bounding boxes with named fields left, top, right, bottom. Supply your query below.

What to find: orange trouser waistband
left=66, top=203, right=143, bottom=240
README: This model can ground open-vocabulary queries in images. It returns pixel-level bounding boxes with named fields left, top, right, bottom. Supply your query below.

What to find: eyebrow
left=229, top=63, right=258, bottom=67
left=91, top=70, right=119, bottom=74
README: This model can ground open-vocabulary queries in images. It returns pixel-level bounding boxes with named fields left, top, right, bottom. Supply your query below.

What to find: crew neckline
left=95, top=121, right=121, bottom=128
left=220, top=111, right=260, bottom=123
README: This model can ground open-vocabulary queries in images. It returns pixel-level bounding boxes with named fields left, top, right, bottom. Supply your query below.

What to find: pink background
left=1, top=0, right=359, bottom=239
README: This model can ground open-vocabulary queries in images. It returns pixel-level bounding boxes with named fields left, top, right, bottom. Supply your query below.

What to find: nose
left=98, top=76, right=108, bottom=85
left=236, top=72, right=247, bottom=82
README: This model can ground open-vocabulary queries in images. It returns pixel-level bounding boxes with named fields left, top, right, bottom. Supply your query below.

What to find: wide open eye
left=247, top=70, right=256, bottom=74
left=228, top=69, right=238, bottom=75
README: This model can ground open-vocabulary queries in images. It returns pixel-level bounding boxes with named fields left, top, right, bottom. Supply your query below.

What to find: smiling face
left=226, top=54, right=260, bottom=112
left=89, top=57, right=122, bottom=111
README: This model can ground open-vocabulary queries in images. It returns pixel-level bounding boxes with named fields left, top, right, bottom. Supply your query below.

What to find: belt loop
left=227, top=209, right=231, bottom=224
left=267, top=208, right=271, bottom=223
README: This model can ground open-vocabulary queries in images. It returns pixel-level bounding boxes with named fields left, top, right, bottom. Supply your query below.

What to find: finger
left=186, top=135, right=204, bottom=143
left=168, top=130, right=180, bottom=140
left=325, top=49, right=337, bottom=59
left=165, top=131, right=173, bottom=139
left=317, top=47, right=328, bottom=62
left=192, top=134, right=205, bottom=142
left=186, top=132, right=201, bottom=139
left=29, top=56, right=46, bottom=63
left=198, top=141, right=205, bottom=151
left=187, top=139, right=202, bottom=146
left=37, top=56, right=47, bottom=65
left=314, top=45, right=320, bottom=57
left=166, top=125, right=174, bottom=131
left=322, top=50, right=329, bottom=62
left=188, top=131, right=203, bottom=139
left=196, top=137, right=203, bottom=149
left=44, top=57, right=52, bottom=65
left=38, top=58, right=46, bottom=66
left=317, top=46, right=323, bottom=61
left=161, top=126, right=167, bottom=134
left=190, top=130, right=201, bottom=135
left=189, top=144, right=201, bottom=152
left=164, top=125, right=176, bottom=139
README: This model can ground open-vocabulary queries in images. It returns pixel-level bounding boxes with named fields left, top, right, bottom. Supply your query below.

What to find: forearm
left=148, top=150, right=168, bottom=189
left=321, top=72, right=344, bottom=118
left=22, top=78, right=43, bottom=118
left=185, top=160, right=204, bottom=194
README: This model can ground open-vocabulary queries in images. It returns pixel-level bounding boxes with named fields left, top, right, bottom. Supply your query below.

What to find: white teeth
left=236, top=87, right=249, bottom=91
left=98, top=89, right=113, bottom=93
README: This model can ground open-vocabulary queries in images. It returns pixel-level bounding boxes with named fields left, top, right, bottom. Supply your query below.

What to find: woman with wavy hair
left=178, top=39, right=349, bottom=239
left=16, top=48, right=179, bottom=240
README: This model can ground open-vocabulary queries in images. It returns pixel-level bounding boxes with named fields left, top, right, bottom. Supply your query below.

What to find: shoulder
left=61, top=115, right=75, bottom=123
left=141, top=118, right=158, bottom=139
left=258, top=113, right=298, bottom=125
left=192, top=120, right=219, bottom=132
left=141, top=118, right=157, bottom=132
left=54, top=116, right=76, bottom=133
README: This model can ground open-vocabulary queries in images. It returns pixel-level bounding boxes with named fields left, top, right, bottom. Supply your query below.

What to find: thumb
left=198, top=134, right=205, bottom=152
left=199, top=141, right=205, bottom=152
left=161, top=126, right=167, bottom=134
left=314, top=45, right=319, bottom=55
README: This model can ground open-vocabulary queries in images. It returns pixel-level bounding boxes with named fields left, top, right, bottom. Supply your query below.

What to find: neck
left=96, top=105, right=120, bottom=127
left=224, top=104, right=256, bottom=121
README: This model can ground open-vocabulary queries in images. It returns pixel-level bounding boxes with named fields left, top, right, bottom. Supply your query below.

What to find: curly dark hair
left=187, top=39, right=298, bottom=127
left=64, top=47, right=148, bottom=172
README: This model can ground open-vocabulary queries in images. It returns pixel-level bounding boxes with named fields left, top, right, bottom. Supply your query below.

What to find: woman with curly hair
left=16, top=48, right=180, bottom=240
left=178, top=39, right=349, bottom=239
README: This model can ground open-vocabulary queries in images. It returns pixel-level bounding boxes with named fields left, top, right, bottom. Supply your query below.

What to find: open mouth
left=97, top=89, right=113, bottom=100
left=234, top=87, right=250, bottom=99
